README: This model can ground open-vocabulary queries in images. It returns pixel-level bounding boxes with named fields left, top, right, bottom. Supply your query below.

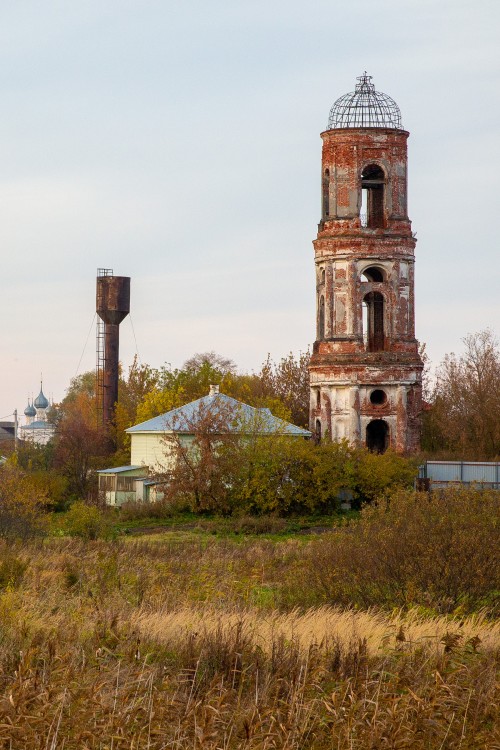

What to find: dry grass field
left=0, top=524, right=498, bottom=749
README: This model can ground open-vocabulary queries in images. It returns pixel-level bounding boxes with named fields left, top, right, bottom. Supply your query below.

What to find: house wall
left=130, top=433, right=195, bottom=471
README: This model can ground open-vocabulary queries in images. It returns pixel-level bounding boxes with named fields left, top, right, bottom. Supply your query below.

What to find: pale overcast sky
left=1, top=0, right=499, bottom=419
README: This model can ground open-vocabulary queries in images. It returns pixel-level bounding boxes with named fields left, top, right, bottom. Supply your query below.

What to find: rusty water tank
left=96, top=275, right=130, bottom=325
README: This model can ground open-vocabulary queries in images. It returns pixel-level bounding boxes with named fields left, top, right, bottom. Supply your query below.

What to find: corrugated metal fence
left=419, top=461, right=500, bottom=489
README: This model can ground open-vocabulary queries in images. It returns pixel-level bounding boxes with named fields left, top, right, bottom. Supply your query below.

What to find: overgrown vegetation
left=301, top=486, right=500, bottom=614
left=0, top=465, right=49, bottom=541
left=110, top=487, right=500, bottom=615
left=0, top=486, right=497, bottom=748
left=153, top=400, right=418, bottom=515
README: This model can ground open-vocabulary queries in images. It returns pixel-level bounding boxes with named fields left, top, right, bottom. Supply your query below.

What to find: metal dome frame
left=327, top=73, right=402, bottom=130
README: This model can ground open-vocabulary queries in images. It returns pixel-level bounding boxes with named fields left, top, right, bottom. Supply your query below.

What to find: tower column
left=309, top=74, right=423, bottom=453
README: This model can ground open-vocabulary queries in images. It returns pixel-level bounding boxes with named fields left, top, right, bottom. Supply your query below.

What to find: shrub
left=120, top=498, right=177, bottom=521
left=305, top=486, right=500, bottom=614
left=0, top=465, right=50, bottom=541
left=231, top=439, right=417, bottom=515
left=352, top=448, right=419, bottom=505
left=0, top=552, right=28, bottom=589
left=231, top=435, right=317, bottom=515
left=64, top=502, right=112, bottom=540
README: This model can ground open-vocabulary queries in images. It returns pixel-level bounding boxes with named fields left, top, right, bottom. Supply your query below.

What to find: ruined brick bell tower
left=309, top=74, right=422, bottom=452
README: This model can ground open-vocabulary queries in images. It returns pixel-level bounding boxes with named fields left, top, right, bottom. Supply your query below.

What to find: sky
left=1, top=0, right=499, bottom=420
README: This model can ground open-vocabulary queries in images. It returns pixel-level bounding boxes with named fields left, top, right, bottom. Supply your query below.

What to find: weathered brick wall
left=309, top=127, right=423, bottom=453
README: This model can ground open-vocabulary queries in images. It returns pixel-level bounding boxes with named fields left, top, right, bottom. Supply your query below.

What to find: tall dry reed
left=0, top=537, right=497, bottom=747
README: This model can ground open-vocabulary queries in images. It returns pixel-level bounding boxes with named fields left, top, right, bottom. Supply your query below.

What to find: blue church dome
left=24, top=401, right=36, bottom=417
left=34, top=388, right=49, bottom=410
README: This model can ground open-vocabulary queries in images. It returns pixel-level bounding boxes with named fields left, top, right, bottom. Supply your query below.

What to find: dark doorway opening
left=366, top=419, right=389, bottom=453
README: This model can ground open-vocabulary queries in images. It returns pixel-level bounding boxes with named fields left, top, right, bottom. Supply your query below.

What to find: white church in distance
left=20, top=383, right=55, bottom=446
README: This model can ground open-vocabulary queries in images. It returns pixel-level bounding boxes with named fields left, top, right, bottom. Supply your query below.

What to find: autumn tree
left=0, top=464, right=50, bottom=540
left=259, top=351, right=310, bottom=428
left=113, top=357, right=161, bottom=461
left=53, top=375, right=108, bottom=499
left=422, top=329, right=500, bottom=459
left=135, top=352, right=289, bottom=424
left=151, top=394, right=417, bottom=517
left=156, top=397, right=240, bottom=514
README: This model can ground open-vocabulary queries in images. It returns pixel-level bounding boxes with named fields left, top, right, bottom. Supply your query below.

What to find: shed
left=97, top=465, right=148, bottom=506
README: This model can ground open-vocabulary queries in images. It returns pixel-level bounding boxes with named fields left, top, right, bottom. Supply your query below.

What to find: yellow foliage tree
left=0, top=465, right=50, bottom=541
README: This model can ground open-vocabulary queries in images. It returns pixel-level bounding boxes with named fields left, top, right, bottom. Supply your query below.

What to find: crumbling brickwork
left=309, top=124, right=423, bottom=453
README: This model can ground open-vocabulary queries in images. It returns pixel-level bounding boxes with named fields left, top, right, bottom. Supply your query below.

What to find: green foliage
left=27, top=470, right=69, bottom=511
left=134, top=351, right=302, bottom=426
left=157, top=403, right=418, bottom=516
left=352, top=448, right=419, bottom=505
left=64, top=502, right=111, bottom=540
left=230, top=435, right=316, bottom=515
left=232, top=439, right=417, bottom=515
left=312, top=439, right=357, bottom=508
left=14, top=442, right=70, bottom=510
left=64, top=371, right=97, bottom=404
left=15, top=441, right=55, bottom=472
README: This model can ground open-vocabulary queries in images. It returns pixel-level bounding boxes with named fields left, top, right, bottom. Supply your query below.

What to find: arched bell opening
left=361, top=164, right=385, bottom=228
left=363, top=291, right=385, bottom=351
left=360, top=265, right=385, bottom=283
left=366, top=419, right=389, bottom=453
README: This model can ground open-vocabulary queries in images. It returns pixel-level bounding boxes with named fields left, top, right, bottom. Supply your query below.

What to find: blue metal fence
left=419, top=461, right=500, bottom=489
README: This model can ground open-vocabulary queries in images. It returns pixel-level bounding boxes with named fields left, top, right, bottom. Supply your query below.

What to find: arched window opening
left=361, top=266, right=385, bottom=283
left=370, top=389, right=387, bottom=405
left=322, top=169, right=330, bottom=218
left=366, top=419, right=389, bottom=453
left=315, top=419, right=322, bottom=443
left=361, top=164, right=385, bottom=228
left=316, top=390, right=321, bottom=410
left=363, top=292, right=384, bottom=351
left=319, top=296, right=325, bottom=340
left=321, top=268, right=326, bottom=285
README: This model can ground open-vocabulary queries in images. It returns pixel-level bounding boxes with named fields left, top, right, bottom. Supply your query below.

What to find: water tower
left=96, top=268, right=130, bottom=431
